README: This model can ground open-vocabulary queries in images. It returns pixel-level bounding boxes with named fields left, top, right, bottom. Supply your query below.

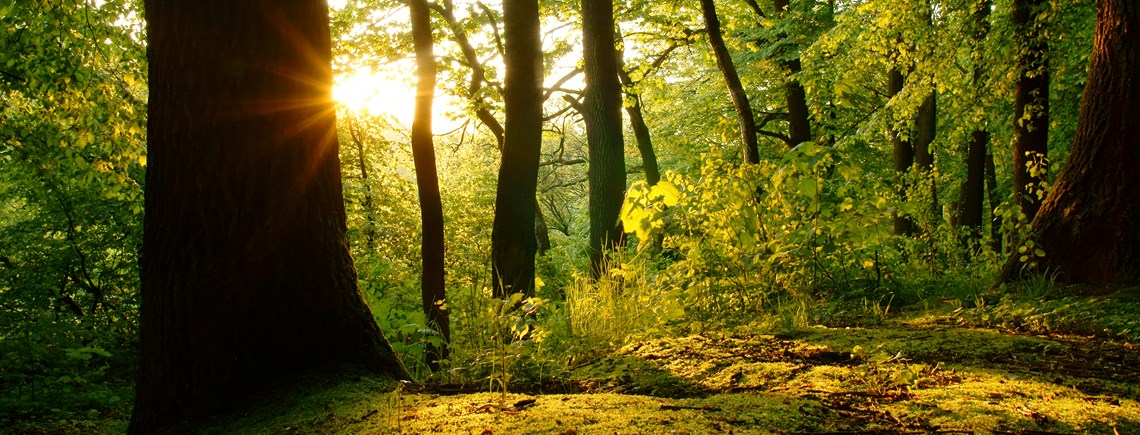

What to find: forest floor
left=13, top=301, right=1140, bottom=434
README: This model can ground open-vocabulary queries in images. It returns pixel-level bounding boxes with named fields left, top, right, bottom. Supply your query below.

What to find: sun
left=332, top=67, right=415, bottom=121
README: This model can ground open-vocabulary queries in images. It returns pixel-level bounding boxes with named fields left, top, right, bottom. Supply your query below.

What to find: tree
left=699, top=0, right=761, bottom=164
left=772, top=0, right=812, bottom=148
left=954, top=1, right=992, bottom=244
left=409, top=0, right=449, bottom=371
left=998, top=0, right=1140, bottom=286
left=131, top=1, right=410, bottom=432
left=1011, top=0, right=1050, bottom=220
left=888, top=66, right=915, bottom=236
left=615, top=26, right=666, bottom=186
left=583, top=0, right=627, bottom=277
left=491, top=0, right=544, bottom=298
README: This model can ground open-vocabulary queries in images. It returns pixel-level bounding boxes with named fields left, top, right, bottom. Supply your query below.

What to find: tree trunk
left=699, top=0, right=760, bottom=164
left=491, top=0, right=543, bottom=298
left=784, top=58, right=812, bottom=147
left=956, top=0, right=991, bottom=243
left=888, top=67, right=915, bottom=236
left=915, top=91, right=938, bottom=223
left=616, top=27, right=660, bottom=186
left=582, top=0, right=627, bottom=278
left=346, top=115, right=378, bottom=247
left=1011, top=0, right=1050, bottom=220
left=410, top=0, right=449, bottom=372
left=131, top=1, right=409, bottom=432
left=998, top=0, right=1140, bottom=286
left=772, top=0, right=812, bottom=148
left=985, top=151, right=1002, bottom=253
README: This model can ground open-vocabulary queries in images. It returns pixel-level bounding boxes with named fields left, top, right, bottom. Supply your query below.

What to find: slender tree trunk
left=616, top=27, right=660, bottom=186
left=772, top=0, right=812, bottom=147
left=491, top=0, right=543, bottom=298
left=699, top=0, right=760, bottom=164
left=985, top=151, right=1003, bottom=253
left=957, top=0, right=992, bottom=243
left=958, top=129, right=987, bottom=237
left=998, top=0, right=1140, bottom=286
left=888, top=67, right=914, bottom=236
left=132, top=2, right=409, bottom=432
left=915, top=91, right=938, bottom=222
left=582, top=0, right=627, bottom=278
left=1011, top=0, right=1050, bottom=220
left=346, top=115, right=378, bottom=247
left=410, top=0, right=449, bottom=372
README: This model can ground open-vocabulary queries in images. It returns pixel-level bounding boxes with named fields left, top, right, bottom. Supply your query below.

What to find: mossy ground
left=9, top=302, right=1139, bottom=434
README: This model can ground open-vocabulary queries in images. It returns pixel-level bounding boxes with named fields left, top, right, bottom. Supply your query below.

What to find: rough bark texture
left=582, top=0, right=627, bottom=278
left=410, top=0, right=449, bottom=371
left=132, top=2, right=409, bottom=432
left=999, top=0, right=1140, bottom=286
left=699, top=0, right=760, bottom=164
left=888, top=67, right=915, bottom=236
left=1011, top=0, right=1050, bottom=220
left=491, top=0, right=543, bottom=298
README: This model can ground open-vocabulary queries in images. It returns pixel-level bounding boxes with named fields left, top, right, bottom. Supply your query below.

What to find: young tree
left=998, top=0, right=1140, bottom=286
left=955, top=1, right=993, bottom=243
left=699, top=0, right=761, bottom=164
left=491, top=0, right=544, bottom=298
left=1011, top=0, right=1050, bottom=220
left=582, top=0, right=627, bottom=277
left=772, top=0, right=812, bottom=148
left=132, top=1, right=410, bottom=433
left=888, top=66, right=916, bottom=236
left=409, top=0, right=449, bottom=371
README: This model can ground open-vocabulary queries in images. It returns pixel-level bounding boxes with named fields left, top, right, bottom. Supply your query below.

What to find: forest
left=0, top=0, right=1138, bottom=433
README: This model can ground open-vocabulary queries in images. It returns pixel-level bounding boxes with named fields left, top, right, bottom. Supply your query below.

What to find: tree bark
left=132, top=1, right=409, bottom=432
left=616, top=27, right=660, bottom=186
left=582, top=0, right=627, bottom=278
left=699, top=0, right=760, bottom=164
left=956, top=0, right=991, bottom=243
left=915, top=91, right=938, bottom=222
left=772, top=0, right=812, bottom=148
left=491, top=0, right=544, bottom=298
left=888, top=67, right=915, bottom=236
left=410, top=0, right=449, bottom=372
left=1011, top=0, right=1050, bottom=220
left=998, top=0, right=1140, bottom=286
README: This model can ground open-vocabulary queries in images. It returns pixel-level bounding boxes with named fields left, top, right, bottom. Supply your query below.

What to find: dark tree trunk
left=998, top=0, right=1140, bottom=286
left=985, top=151, right=1003, bottom=253
left=772, top=0, right=812, bottom=148
left=491, top=0, right=543, bottom=298
left=410, top=0, right=449, bottom=372
left=888, top=67, right=915, bottom=236
left=699, top=0, right=760, bottom=164
left=915, top=91, right=938, bottom=222
left=956, top=0, right=991, bottom=243
left=958, top=129, right=988, bottom=237
left=1011, top=0, right=1050, bottom=220
left=616, top=28, right=660, bottom=186
left=582, top=0, right=627, bottom=278
left=429, top=0, right=549, bottom=257
left=131, top=1, right=409, bottom=432
left=784, top=58, right=812, bottom=147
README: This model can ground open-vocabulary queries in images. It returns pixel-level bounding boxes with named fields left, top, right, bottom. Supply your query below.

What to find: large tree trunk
left=410, top=0, right=449, bottom=372
left=491, top=0, right=543, bottom=298
left=1011, top=0, right=1050, bottom=220
left=699, top=0, right=760, bottom=164
left=999, top=0, right=1140, bottom=286
left=582, top=0, right=627, bottom=278
left=888, top=67, right=915, bottom=236
left=132, top=1, right=409, bottom=432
